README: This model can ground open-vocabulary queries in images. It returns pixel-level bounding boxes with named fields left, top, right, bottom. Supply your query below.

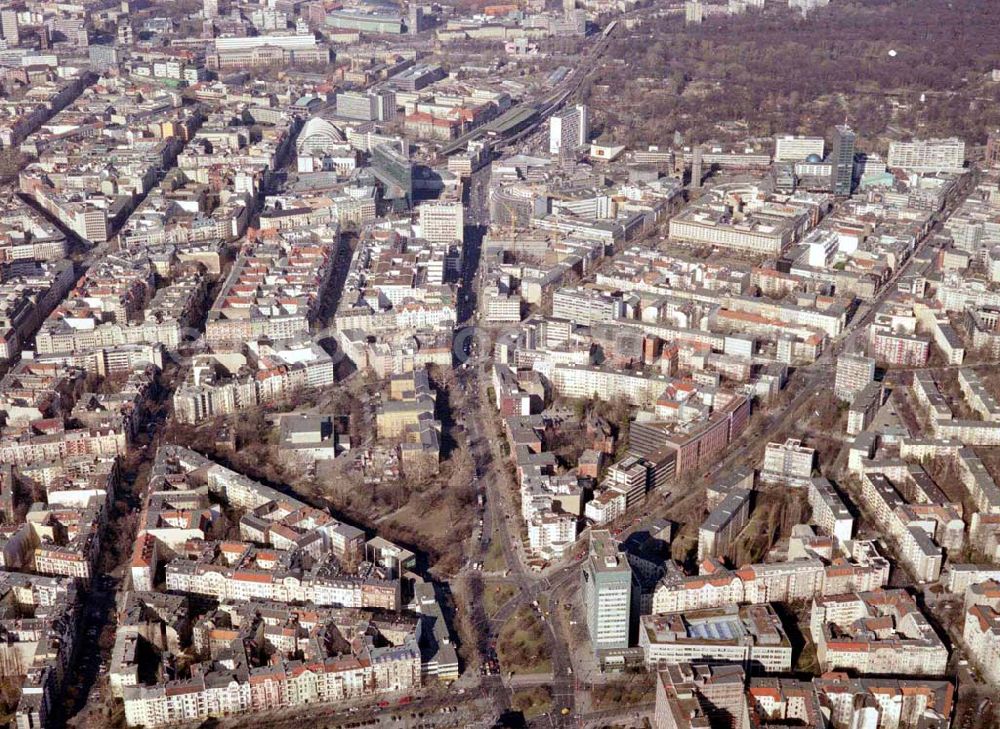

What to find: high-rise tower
left=829, top=125, right=856, bottom=196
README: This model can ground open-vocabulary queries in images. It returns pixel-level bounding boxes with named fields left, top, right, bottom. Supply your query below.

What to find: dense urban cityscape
left=0, top=0, right=998, bottom=728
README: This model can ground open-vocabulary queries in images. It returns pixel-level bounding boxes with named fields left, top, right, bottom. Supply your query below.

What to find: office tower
left=790, top=0, right=829, bottom=11
left=1, top=10, right=20, bottom=46
left=582, top=530, right=632, bottom=651
left=418, top=202, right=464, bottom=245
left=548, top=104, right=588, bottom=155
left=407, top=4, right=424, bottom=34
left=685, top=0, right=703, bottom=24
left=685, top=0, right=704, bottom=23
left=691, top=146, right=703, bottom=189
left=336, top=90, right=396, bottom=122
left=557, top=7, right=586, bottom=34
left=48, top=16, right=83, bottom=43
left=988, top=131, right=1000, bottom=170
left=204, top=0, right=219, bottom=20
left=337, top=91, right=377, bottom=121
left=89, top=44, right=120, bottom=71
left=887, top=137, right=966, bottom=174
left=374, top=90, right=396, bottom=122
left=835, top=353, right=876, bottom=402
left=774, top=135, right=824, bottom=162
left=829, top=125, right=856, bottom=196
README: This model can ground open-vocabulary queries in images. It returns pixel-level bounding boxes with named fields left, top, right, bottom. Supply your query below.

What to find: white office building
left=336, top=90, right=397, bottom=122
left=418, top=202, right=464, bottom=245
left=582, top=530, right=632, bottom=651
left=774, top=135, right=825, bottom=163
left=549, top=104, right=589, bottom=155
left=887, top=137, right=966, bottom=174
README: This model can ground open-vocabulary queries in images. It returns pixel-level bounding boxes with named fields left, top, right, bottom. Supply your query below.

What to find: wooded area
left=588, top=0, right=1000, bottom=149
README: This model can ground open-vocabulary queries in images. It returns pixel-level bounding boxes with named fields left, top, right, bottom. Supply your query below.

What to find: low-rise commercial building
left=640, top=604, right=792, bottom=673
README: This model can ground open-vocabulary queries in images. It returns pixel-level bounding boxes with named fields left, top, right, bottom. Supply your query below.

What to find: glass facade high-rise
left=830, top=125, right=856, bottom=196
left=582, top=530, right=632, bottom=651
left=371, top=143, right=413, bottom=209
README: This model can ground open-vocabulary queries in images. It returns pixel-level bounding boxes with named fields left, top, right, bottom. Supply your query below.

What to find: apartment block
left=552, top=287, right=624, bottom=327
left=958, top=368, right=1000, bottom=422
left=121, top=602, right=419, bottom=727
left=698, top=487, right=752, bottom=561
left=858, top=470, right=963, bottom=583
left=173, top=338, right=336, bottom=423
left=847, top=381, right=882, bottom=437
left=205, top=230, right=335, bottom=349
left=706, top=467, right=755, bottom=511
left=870, top=314, right=931, bottom=366
left=652, top=545, right=890, bottom=615
left=527, top=511, right=577, bottom=559
left=0, top=259, right=76, bottom=360
left=585, top=489, right=627, bottom=526
left=810, top=590, right=948, bottom=676
left=761, top=439, right=815, bottom=487
left=748, top=676, right=953, bottom=729
left=806, top=477, right=854, bottom=543
left=653, top=663, right=749, bottom=729
left=551, top=364, right=672, bottom=408
left=834, top=353, right=875, bottom=402
left=964, top=580, right=1000, bottom=686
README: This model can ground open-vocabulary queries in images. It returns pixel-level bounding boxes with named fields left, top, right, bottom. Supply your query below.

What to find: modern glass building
left=582, top=529, right=632, bottom=651
left=829, top=124, right=856, bottom=196
left=371, top=143, right=413, bottom=209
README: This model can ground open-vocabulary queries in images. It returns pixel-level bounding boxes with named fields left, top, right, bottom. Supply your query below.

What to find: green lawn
left=512, top=687, right=553, bottom=719
left=483, top=582, right=517, bottom=617
left=484, top=536, right=507, bottom=573
left=497, top=605, right=552, bottom=676
left=591, top=675, right=656, bottom=708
